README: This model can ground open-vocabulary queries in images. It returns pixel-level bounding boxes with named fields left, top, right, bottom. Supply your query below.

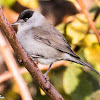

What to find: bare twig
left=0, top=68, right=27, bottom=83
left=87, top=7, right=100, bottom=34
left=0, top=61, right=67, bottom=83
left=78, top=0, right=100, bottom=45
left=38, top=60, right=67, bottom=70
left=0, top=31, right=33, bottom=100
left=0, top=7, right=64, bottom=100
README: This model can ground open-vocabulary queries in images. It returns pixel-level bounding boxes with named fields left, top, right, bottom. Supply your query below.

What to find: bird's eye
left=24, top=18, right=29, bottom=22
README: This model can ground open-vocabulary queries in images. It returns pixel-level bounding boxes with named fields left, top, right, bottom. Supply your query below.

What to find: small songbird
left=12, top=9, right=100, bottom=76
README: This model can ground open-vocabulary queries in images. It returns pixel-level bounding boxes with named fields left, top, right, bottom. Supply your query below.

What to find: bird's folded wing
left=33, top=22, right=80, bottom=58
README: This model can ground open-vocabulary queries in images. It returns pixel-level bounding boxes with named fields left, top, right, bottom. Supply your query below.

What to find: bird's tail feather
left=67, top=57, right=100, bottom=74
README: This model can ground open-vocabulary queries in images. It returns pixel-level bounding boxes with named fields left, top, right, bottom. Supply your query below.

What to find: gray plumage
left=12, top=9, right=100, bottom=75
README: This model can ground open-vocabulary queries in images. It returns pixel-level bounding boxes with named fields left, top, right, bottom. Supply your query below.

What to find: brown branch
left=0, top=7, right=64, bottom=100
left=0, top=31, right=33, bottom=100
left=78, top=0, right=100, bottom=45
left=0, top=61, right=67, bottom=83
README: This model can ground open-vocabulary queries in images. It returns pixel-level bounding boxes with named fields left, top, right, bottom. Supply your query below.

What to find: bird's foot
left=43, top=73, right=49, bottom=81
left=43, top=63, right=53, bottom=81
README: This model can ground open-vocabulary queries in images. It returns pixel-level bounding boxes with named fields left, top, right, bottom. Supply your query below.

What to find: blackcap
left=12, top=9, right=100, bottom=76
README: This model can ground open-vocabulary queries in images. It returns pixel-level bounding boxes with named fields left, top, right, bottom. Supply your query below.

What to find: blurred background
left=0, top=0, right=100, bottom=100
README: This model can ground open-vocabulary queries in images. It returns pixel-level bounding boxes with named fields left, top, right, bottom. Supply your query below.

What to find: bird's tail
left=65, top=54, right=100, bottom=74
left=74, top=59, right=100, bottom=74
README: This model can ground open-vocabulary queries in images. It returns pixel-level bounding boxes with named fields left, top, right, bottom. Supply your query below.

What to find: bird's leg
left=44, top=63, right=53, bottom=77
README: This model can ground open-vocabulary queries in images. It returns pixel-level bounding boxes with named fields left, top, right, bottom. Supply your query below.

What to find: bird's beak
left=11, top=19, right=25, bottom=26
left=11, top=22, right=20, bottom=26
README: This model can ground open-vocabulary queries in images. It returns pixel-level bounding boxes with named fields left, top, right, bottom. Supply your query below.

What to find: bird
left=11, top=9, right=100, bottom=76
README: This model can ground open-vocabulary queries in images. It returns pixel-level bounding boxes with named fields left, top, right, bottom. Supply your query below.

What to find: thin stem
left=78, top=0, right=100, bottom=45
left=0, top=61, right=67, bottom=83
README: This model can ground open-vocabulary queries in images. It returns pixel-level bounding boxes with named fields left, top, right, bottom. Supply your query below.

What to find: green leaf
left=22, top=73, right=32, bottom=83
left=63, top=64, right=93, bottom=100
left=56, top=23, right=65, bottom=34
left=0, top=0, right=15, bottom=7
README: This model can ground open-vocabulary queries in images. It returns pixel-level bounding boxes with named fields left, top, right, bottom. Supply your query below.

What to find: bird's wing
left=33, top=21, right=79, bottom=58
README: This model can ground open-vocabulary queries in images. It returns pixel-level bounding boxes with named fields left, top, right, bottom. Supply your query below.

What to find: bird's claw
left=43, top=73, right=49, bottom=81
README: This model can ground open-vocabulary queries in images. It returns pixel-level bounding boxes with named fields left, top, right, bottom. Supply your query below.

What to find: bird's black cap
left=17, top=9, right=34, bottom=22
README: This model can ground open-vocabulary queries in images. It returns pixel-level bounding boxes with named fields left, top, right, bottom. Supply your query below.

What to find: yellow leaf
left=67, top=14, right=88, bottom=44
left=84, top=34, right=98, bottom=46
left=84, top=44, right=100, bottom=71
left=17, top=0, right=39, bottom=9
left=40, top=88, right=45, bottom=95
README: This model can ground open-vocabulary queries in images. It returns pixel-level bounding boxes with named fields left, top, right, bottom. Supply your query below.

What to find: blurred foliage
left=96, top=14, right=100, bottom=29
left=17, top=0, right=39, bottom=9
left=0, top=0, right=15, bottom=7
left=89, top=90, right=100, bottom=100
left=96, top=0, right=100, bottom=7
left=66, top=14, right=88, bottom=44
left=0, top=0, right=100, bottom=100
left=63, top=65, right=93, bottom=100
